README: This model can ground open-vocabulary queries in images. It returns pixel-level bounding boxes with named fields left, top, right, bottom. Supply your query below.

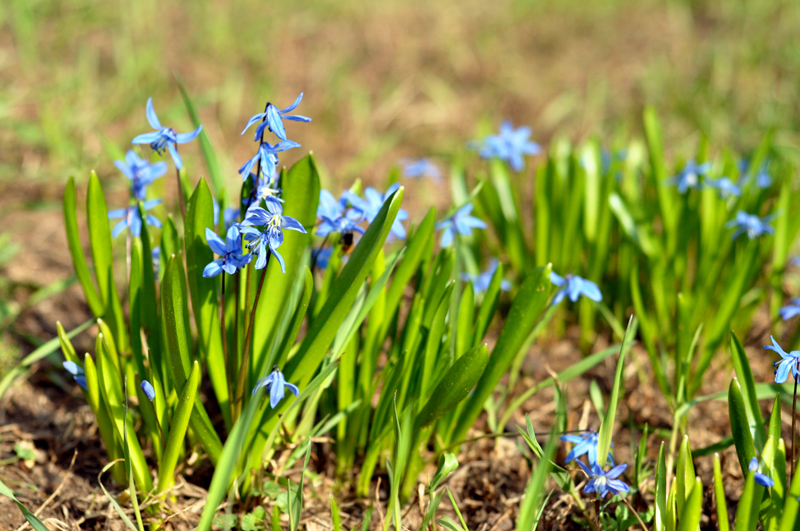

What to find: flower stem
left=310, top=234, right=330, bottom=271
left=793, top=375, right=798, bottom=481
left=620, top=495, right=648, bottom=531
left=175, top=166, right=186, bottom=219
left=150, top=399, right=165, bottom=457
left=220, top=273, right=233, bottom=417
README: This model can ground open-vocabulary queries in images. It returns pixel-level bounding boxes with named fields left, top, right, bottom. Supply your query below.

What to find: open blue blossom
left=780, top=298, right=800, bottom=321
left=472, top=120, right=541, bottom=172
left=240, top=197, right=307, bottom=273
left=668, top=160, right=711, bottom=193
left=63, top=361, right=87, bottom=390
left=435, top=203, right=486, bottom=247
left=550, top=271, right=602, bottom=305
left=726, top=211, right=776, bottom=240
left=108, top=199, right=162, bottom=238
left=577, top=461, right=629, bottom=498
left=131, top=98, right=202, bottom=170
left=560, top=429, right=614, bottom=466
left=765, top=335, right=800, bottom=384
left=240, top=93, right=311, bottom=142
left=749, top=457, right=774, bottom=487
left=342, top=183, right=408, bottom=240
left=704, top=176, right=741, bottom=198
left=252, top=366, right=299, bottom=409
left=140, top=380, right=156, bottom=401
left=115, top=150, right=167, bottom=200
left=738, top=159, right=773, bottom=189
left=202, top=226, right=251, bottom=277
left=460, top=259, right=511, bottom=294
left=312, top=247, right=333, bottom=270
left=238, top=140, right=300, bottom=181
left=400, top=158, right=442, bottom=183
left=316, top=189, right=363, bottom=237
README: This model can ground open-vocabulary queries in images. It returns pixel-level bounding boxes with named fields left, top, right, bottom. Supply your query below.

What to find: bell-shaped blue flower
left=435, top=203, right=486, bottom=247
left=560, top=429, right=614, bottom=466
left=780, top=298, right=800, bottom=321
left=726, top=211, right=776, bottom=240
left=140, top=380, right=156, bottom=401
left=460, top=259, right=511, bottom=294
left=202, top=226, right=251, bottom=277
left=749, top=457, right=774, bottom=487
left=241, top=198, right=307, bottom=273
left=238, top=140, right=300, bottom=181
left=668, top=160, right=711, bottom=193
left=131, top=98, right=202, bottom=170
left=108, top=199, right=162, bottom=238
left=115, top=150, right=167, bottom=200
left=577, top=461, right=630, bottom=498
left=550, top=271, right=602, bottom=305
left=252, top=366, right=300, bottom=409
left=63, top=360, right=87, bottom=390
left=472, top=121, right=541, bottom=172
left=704, top=176, right=741, bottom=198
left=765, top=335, right=800, bottom=384
left=342, top=183, right=408, bottom=240
left=240, top=93, right=311, bottom=142
left=400, top=158, right=442, bottom=183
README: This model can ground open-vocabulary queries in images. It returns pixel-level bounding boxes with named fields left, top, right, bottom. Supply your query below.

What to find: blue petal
left=272, top=247, right=286, bottom=274
left=241, top=113, right=266, bottom=136
left=282, top=216, right=307, bottom=234
left=167, top=142, right=183, bottom=170
left=145, top=98, right=162, bottom=129
left=267, top=106, right=287, bottom=141
left=176, top=125, right=203, bottom=144
left=281, top=92, right=304, bottom=113
left=440, top=227, right=454, bottom=247
left=112, top=219, right=127, bottom=238
left=285, top=382, right=299, bottom=397
left=203, top=260, right=223, bottom=278
left=206, top=228, right=228, bottom=256
left=74, top=375, right=87, bottom=390
left=132, top=132, right=162, bottom=145
left=63, top=360, right=81, bottom=375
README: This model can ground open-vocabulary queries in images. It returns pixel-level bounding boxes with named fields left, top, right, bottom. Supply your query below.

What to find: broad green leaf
left=655, top=442, right=667, bottom=531
left=158, top=360, right=200, bottom=494
left=714, top=453, right=730, bottom=531
left=63, top=177, right=104, bottom=316
left=729, top=378, right=756, bottom=474
left=730, top=331, right=768, bottom=450
left=676, top=476, right=703, bottom=531
left=675, top=436, right=695, bottom=518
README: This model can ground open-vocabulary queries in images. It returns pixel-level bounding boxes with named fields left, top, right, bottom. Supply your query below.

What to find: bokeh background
left=2, top=0, right=800, bottom=380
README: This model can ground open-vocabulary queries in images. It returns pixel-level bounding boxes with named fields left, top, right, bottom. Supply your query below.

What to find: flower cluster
left=560, top=428, right=628, bottom=499
left=726, top=211, right=776, bottom=241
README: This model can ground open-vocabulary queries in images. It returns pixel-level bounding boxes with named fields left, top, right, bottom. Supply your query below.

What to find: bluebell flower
left=550, top=271, right=602, bottom=305
left=780, top=298, right=800, bottom=321
left=115, top=150, right=167, bottom=200
left=342, top=183, right=408, bottom=240
left=140, top=380, right=156, bottom=401
left=749, top=457, right=774, bottom=487
left=240, top=197, right=307, bottom=273
left=312, top=247, right=333, bottom=269
left=252, top=366, right=299, bottom=409
left=704, top=176, right=742, bottom=198
left=240, top=93, right=311, bottom=142
left=152, top=247, right=161, bottom=275
left=560, top=429, right=614, bottom=466
left=108, top=199, right=162, bottom=238
left=460, top=259, right=511, bottom=294
left=202, top=226, right=251, bottom=277
left=668, top=160, right=711, bottom=193
left=238, top=140, right=300, bottom=181
left=317, top=189, right=347, bottom=221
left=577, top=461, right=630, bottom=498
left=317, top=215, right=364, bottom=238
left=63, top=361, right=87, bottom=390
left=738, top=159, right=773, bottom=189
left=435, top=203, right=486, bottom=247
left=472, top=120, right=541, bottom=172
left=131, top=98, right=203, bottom=170
left=725, top=211, right=776, bottom=240
left=765, top=335, right=800, bottom=384
left=400, top=158, right=442, bottom=183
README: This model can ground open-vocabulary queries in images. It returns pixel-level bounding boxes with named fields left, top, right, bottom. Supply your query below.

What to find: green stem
left=233, top=259, right=269, bottom=421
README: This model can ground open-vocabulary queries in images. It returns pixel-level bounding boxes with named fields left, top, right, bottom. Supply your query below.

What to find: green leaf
left=731, top=331, right=768, bottom=450
left=768, top=394, right=782, bottom=444
left=729, top=378, right=757, bottom=475
left=63, top=177, right=104, bottom=316
left=0, top=478, right=49, bottom=531
left=655, top=442, right=667, bottom=531
left=158, top=360, right=200, bottom=495
left=330, top=495, right=342, bottom=531
left=714, top=453, right=730, bottom=531
left=676, top=476, right=703, bottom=531
left=517, top=417, right=560, bottom=531
left=734, top=468, right=764, bottom=531
left=430, top=453, right=459, bottom=492
left=675, top=436, right=695, bottom=518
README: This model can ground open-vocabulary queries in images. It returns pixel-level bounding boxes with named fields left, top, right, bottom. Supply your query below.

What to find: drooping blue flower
left=472, top=120, right=541, bottom=172
left=400, top=158, right=442, bottom=183
left=749, top=457, right=774, bottom=487
left=240, top=93, right=311, bottom=142
left=140, top=380, right=156, bottom=401
left=131, top=98, right=203, bottom=170
left=252, top=366, right=300, bottom=409
left=342, top=183, right=408, bottom=240
left=668, top=160, right=711, bottom=193
left=316, top=190, right=364, bottom=237
left=460, top=259, right=511, bottom=294
left=781, top=299, right=800, bottom=321
left=435, top=203, right=486, bottom=247
left=577, top=461, right=630, bottom=498
left=560, top=429, right=614, bottom=466
left=240, top=197, right=307, bottom=273
left=312, top=247, right=333, bottom=270
left=725, top=211, right=776, bottom=240
left=63, top=361, right=87, bottom=390
left=550, top=271, right=602, bottom=305
left=202, top=226, right=251, bottom=277
left=704, top=176, right=742, bottom=198
left=238, top=140, right=300, bottom=181
left=115, top=150, right=168, bottom=200
left=765, top=335, right=800, bottom=384
left=108, top=199, right=163, bottom=238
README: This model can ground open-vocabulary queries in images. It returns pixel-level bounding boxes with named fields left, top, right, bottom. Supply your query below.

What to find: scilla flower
left=765, top=335, right=800, bottom=384
left=400, top=158, right=442, bottom=183
left=749, top=457, right=774, bottom=487
left=238, top=140, right=300, bottom=181
left=460, top=259, right=511, bottom=295
left=560, top=429, right=613, bottom=466
left=140, top=380, right=156, bottom=401
left=240, top=93, right=311, bottom=142
left=780, top=298, right=800, bottom=321
left=202, top=226, right=251, bottom=277
left=343, top=183, right=408, bottom=240
left=131, top=98, right=202, bottom=170
left=240, top=197, right=307, bottom=273
left=115, top=150, right=167, bottom=200
left=252, top=366, right=299, bottom=409
left=435, top=203, right=486, bottom=247
left=704, top=176, right=742, bottom=198
left=577, top=461, right=630, bottom=498
left=108, top=200, right=162, bottom=238
left=550, top=271, right=602, bottom=305
left=472, top=121, right=541, bottom=172
left=668, top=160, right=711, bottom=193
left=726, top=211, right=776, bottom=240
left=63, top=361, right=87, bottom=390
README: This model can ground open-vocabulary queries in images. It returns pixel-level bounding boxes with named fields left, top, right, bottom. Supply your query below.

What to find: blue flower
left=312, top=247, right=333, bottom=269
left=131, top=98, right=202, bottom=170
left=212, top=198, right=241, bottom=230
left=550, top=271, right=602, bottom=305
left=140, top=380, right=155, bottom=401
left=749, top=457, right=774, bottom=487
left=738, top=159, right=773, bottom=189
left=435, top=203, right=486, bottom=247
left=202, top=226, right=251, bottom=277
left=560, top=429, right=614, bottom=466
left=108, top=199, right=162, bottom=238
left=577, top=461, right=630, bottom=498
left=152, top=247, right=161, bottom=275
left=765, top=335, right=800, bottom=384
left=240, top=93, right=311, bottom=142
left=115, top=150, right=167, bottom=200
left=240, top=197, right=307, bottom=273
left=704, top=176, right=742, bottom=198
left=472, top=120, right=541, bottom=172
left=781, top=299, right=800, bottom=321
left=460, top=259, right=511, bottom=294
left=63, top=361, right=87, bottom=390
left=400, top=158, right=442, bottom=183
left=668, top=160, right=711, bottom=193
left=342, top=183, right=408, bottom=240
left=252, top=366, right=300, bottom=409
left=725, top=211, right=776, bottom=240
left=238, top=140, right=300, bottom=181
